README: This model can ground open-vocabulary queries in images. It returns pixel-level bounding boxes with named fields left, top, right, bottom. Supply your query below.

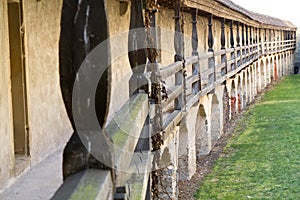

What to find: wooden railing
left=52, top=37, right=295, bottom=199
left=157, top=39, right=296, bottom=137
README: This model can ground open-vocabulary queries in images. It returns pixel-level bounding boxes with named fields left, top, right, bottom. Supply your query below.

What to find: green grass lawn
left=195, top=75, right=300, bottom=199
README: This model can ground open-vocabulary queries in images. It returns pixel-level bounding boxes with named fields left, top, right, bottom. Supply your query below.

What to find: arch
left=274, top=56, right=278, bottom=80
left=211, top=95, right=220, bottom=145
left=242, top=72, right=246, bottom=109
left=266, top=58, right=270, bottom=84
left=260, top=60, right=265, bottom=90
left=283, top=53, right=286, bottom=75
left=270, top=57, right=274, bottom=82
left=279, top=54, right=283, bottom=77
left=251, top=65, right=256, bottom=100
left=195, top=104, right=209, bottom=157
left=230, top=80, right=236, bottom=118
left=247, top=68, right=251, bottom=103
left=237, top=76, right=242, bottom=113
left=223, top=86, right=230, bottom=131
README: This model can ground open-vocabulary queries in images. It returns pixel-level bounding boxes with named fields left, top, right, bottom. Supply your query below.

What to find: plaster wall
left=106, top=0, right=132, bottom=122
left=0, top=0, right=15, bottom=190
left=22, top=0, right=72, bottom=165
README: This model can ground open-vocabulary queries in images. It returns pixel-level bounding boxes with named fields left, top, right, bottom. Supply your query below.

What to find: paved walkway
left=0, top=149, right=63, bottom=200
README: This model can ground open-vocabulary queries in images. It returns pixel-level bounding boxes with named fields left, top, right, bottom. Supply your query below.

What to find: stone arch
left=274, top=56, right=278, bottom=80
left=266, top=58, right=270, bottom=84
left=279, top=54, right=283, bottom=77
left=287, top=52, right=292, bottom=73
left=283, top=54, right=286, bottom=75
left=270, top=57, right=274, bottom=82
left=211, top=95, right=220, bottom=145
left=195, top=104, right=209, bottom=158
left=256, top=62, right=260, bottom=93
left=230, top=80, right=236, bottom=118
left=251, top=65, right=256, bottom=99
left=247, top=69, right=251, bottom=103
left=260, top=60, right=265, bottom=90
left=223, top=86, right=230, bottom=131
left=237, top=77, right=242, bottom=113
left=242, top=72, right=246, bottom=109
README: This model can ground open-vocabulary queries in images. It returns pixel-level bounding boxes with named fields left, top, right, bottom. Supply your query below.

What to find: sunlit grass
left=195, top=75, right=300, bottom=199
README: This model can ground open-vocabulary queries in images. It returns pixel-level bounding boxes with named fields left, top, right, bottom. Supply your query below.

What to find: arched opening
left=242, top=72, right=246, bottom=109
left=279, top=55, right=283, bottom=77
left=260, top=60, right=265, bottom=90
left=223, top=86, right=230, bottom=131
left=195, top=105, right=209, bottom=158
left=247, top=69, right=251, bottom=103
left=251, top=65, right=256, bottom=100
left=256, top=63, right=260, bottom=93
left=270, top=57, right=274, bottom=82
left=282, top=54, right=286, bottom=76
left=237, top=77, right=242, bottom=113
left=230, top=81, right=236, bottom=118
left=266, top=59, right=270, bottom=84
left=211, top=95, right=220, bottom=145
left=274, top=57, right=278, bottom=80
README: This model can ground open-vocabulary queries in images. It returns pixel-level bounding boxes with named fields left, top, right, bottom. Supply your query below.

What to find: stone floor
left=0, top=149, right=63, bottom=200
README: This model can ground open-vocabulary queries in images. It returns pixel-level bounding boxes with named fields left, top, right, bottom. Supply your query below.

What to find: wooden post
left=236, top=21, right=240, bottom=47
left=128, top=0, right=147, bottom=95
left=242, top=23, right=245, bottom=46
left=208, top=14, right=214, bottom=52
left=221, top=18, right=226, bottom=50
left=230, top=20, right=234, bottom=48
left=208, top=14, right=215, bottom=82
left=191, top=8, right=201, bottom=93
left=245, top=25, right=249, bottom=46
left=256, top=28, right=258, bottom=44
left=221, top=18, right=227, bottom=75
left=249, top=26, right=252, bottom=45
left=264, top=28, right=267, bottom=42
left=174, top=0, right=184, bottom=110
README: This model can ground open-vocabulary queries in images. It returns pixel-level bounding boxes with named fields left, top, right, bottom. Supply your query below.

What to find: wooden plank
left=163, top=110, right=182, bottom=138
left=185, top=55, right=198, bottom=66
left=106, top=94, right=149, bottom=185
left=186, top=93, right=199, bottom=110
left=215, top=62, right=226, bottom=70
left=160, top=61, right=183, bottom=79
left=120, top=152, right=151, bottom=200
left=214, top=49, right=226, bottom=56
left=162, top=85, right=182, bottom=108
left=51, top=169, right=113, bottom=200
left=199, top=52, right=213, bottom=61
left=186, top=74, right=199, bottom=87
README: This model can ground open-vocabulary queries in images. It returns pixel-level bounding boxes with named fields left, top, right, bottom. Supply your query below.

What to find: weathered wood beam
left=174, top=0, right=184, bottom=110
left=208, top=14, right=214, bottom=52
left=106, top=94, right=149, bottom=186
left=230, top=20, right=234, bottom=48
left=51, top=169, right=113, bottom=200
left=242, top=23, right=245, bottom=46
left=221, top=18, right=226, bottom=50
left=236, top=21, right=240, bottom=47
left=250, top=26, right=252, bottom=45
left=191, top=8, right=201, bottom=93
left=245, top=25, right=249, bottom=46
